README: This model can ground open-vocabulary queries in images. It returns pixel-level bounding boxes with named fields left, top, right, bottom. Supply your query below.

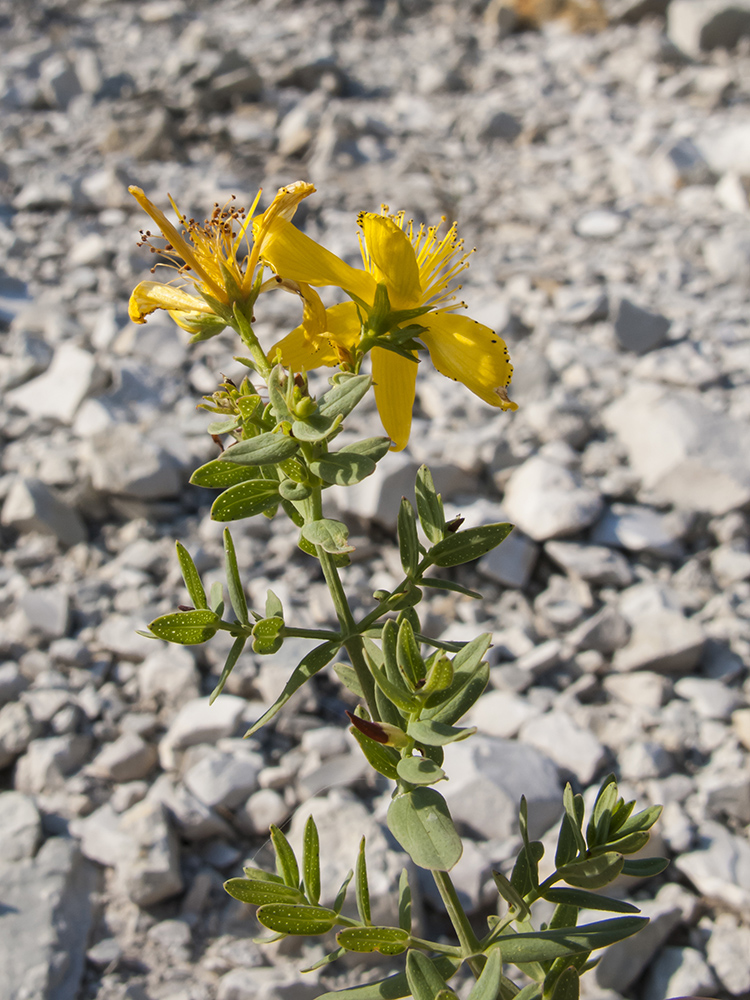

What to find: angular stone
left=1, top=477, right=87, bottom=547
left=566, top=606, right=631, bottom=654
left=159, top=695, right=247, bottom=769
left=147, top=774, right=234, bottom=841
left=0, top=838, right=96, bottom=1000
left=592, top=503, right=687, bottom=558
left=545, top=540, right=633, bottom=587
left=442, top=735, right=562, bottom=841
left=15, top=735, right=91, bottom=795
left=668, top=0, right=750, bottom=56
left=503, top=457, right=603, bottom=541
left=651, top=137, right=714, bottom=191
left=553, top=285, right=609, bottom=325
left=467, top=689, right=542, bottom=739
left=643, top=945, right=718, bottom=1000
left=236, top=787, right=288, bottom=836
left=674, top=676, right=744, bottom=721
left=20, top=586, right=70, bottom=639
left=0, top=701, right=41, bottom=769
left=711, top=539, right=750, bottom=586
left=0, top=791, right=42, bottom=861
left=183, top=747, right=264, bottom=809
left=7, top=343, right=98, bottom=424
left=613, top=298, right=671, bottom=354
left=613, top=609, right=704, bottom=673
left=87, top=424, right=182, bottom=500
left=674, top=820, right=750, bottom=911
left=479, top=528, right=539, bottom=589
left=138, top=647, right=201, bottom=708
left=603, top=382, right=750, bottom=515
left=86, top=732, right=158, bottom=782
left=519, top=710, right=607, bottom=785
left=706, top=912, right=750, bottom=995
left=603, top=671, right=672, bottom=710
left=117, top=799, right=183, bottom=906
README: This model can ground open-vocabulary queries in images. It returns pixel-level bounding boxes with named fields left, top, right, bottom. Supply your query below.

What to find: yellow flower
left=261, top=209, right=517, bottom=450
left=128, top=181, right=316, bottom=333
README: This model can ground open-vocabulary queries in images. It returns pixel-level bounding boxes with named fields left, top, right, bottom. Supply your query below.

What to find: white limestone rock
left=503, top=457, right=603, bottom=542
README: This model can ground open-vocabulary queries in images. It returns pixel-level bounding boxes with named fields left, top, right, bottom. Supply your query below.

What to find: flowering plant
left=129, top=181, right=664, bottom=1000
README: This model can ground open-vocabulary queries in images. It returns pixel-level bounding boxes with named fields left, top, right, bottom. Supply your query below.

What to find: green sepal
left=355, top=837, right=371, bottom=925
left=301, top=519, right=355, bottom=555
left=245, top=640, right=340, bottom=735
left=426, top=523, right=514, bottom=568
left=270, top=824, right=300, bottom=889
left=422, top=653, right=453, bottom=695
left=175, top=541, right=208, bottom=609
left=387, top=787, right=462, bottom=871
left=148, top=609, right=220, bottom=645
left=396, top=756, right=446, bottom=785
left=210, top=635, right=247, bottom=703
left=318, top=373, right=372, bottom=420
left=190, top=459, right=260, bottom=489
left=415, top=465, right=446, bottom=545
left=223, top=878, right=305, bottom=906
left=398, top=498, right=420, bottom=578
left=406, top=950, right=453, bottom=1000
left=255, top=903, right=338, bottom=936
left=407, top=719, right=475, bottom=747
left=422, top=633, right=492, bottom=725
left=303, top=816, right=321, bottom=906
left=222, top=432, right=299, bottom=466
left=338, top=927, right=409, bottom=956
left=211, top=480, right=280, bottom=521
left=542, top=888, right=640, bottom=914
left=558, top=852, right=624, bottom=889
left=236, top=393, right=261, bottom=422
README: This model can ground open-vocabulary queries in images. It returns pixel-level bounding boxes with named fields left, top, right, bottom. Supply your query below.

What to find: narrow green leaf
left=397, top=619, right=425, bottom=688
left=333, top=869, right=354, bottom=914
left=338, top=927, right=409, bottom=956
left=422, top=654, right=453, bottom=696
left=301, top=947, right=347, bottom=973
left=387, top=787, right=462, bottom=871
left=421, top=577, right=482, bottom=600
left=406, top=950, right=452, bottom=1000
left=315, top=958, right=461, bottom=1000
left=599, top=831, right=650, bottom=856
left=334, top=662, right=365, bottom=699
left=415, top=465, right=445, bottom=545
left=211, top=480, right=280, bottom=521
left=265, top=590, right=284, bottom=620
left=542, top=889, right=640, bottom=914
left=245, top=641, right=339, bottom=735
left=397, top=756, right=446, bottom=785
left=620, top=857, right=669, bottom=878
left=303, top=816, right=321, bottom=906
left=368, top=657, right=421, bottom=714
left=467, top=947, right=504, bottom=1000
left=318, top=373, right=372, bottom=419
left=558, top=852, right=624, bottom=889
left=350, top=725, right=400, bottom=780
left=210, top=635, right=247, bottom=704
left=242, top=867, right=285, bottom=884
left=223, top=528, right=249, bottom=625
left=190, top=460, right=260, bottom=489
left=426, top=523, right=514, bottom=568
left=510, top=842, right=544, bottom=896
left=495, top=917, right=647, bottom=963
left=224, top=878, right=305, bottom=906
left=340, top=437, right=392, bottom=463
left=355, top=837, right=371, bottom=925
left=207, top=414, right=241, bottom=435
left=555, top=814, right=580, bottom=870
left=208, top=579, right=223, bottom=615
left=256, top=903, right=337, bottom=935
left=222, top=431, right=298, bottom=466
left=309, top=451, right=376, bottom=487
left=268, top=364, right=292, bottom=422
left=291, top=413, right=342, bottom=443
left=549, top=966, right=579, bottom=1000
left=513, top=985, right=542, bottom=1000
left=587, top=775, right=618, bottom=849
left=175, top=541, right=208, bottom=609
left=398, top=869, right=411, bottom=932
left=422, top=633, right=492, bottom=724
left=611, top=804, right=662, bottom=838
left=491, top=869, right=531, bottom=921
left=301, top=518, right=355, bottom=555
left=398, top=498, right=420, bottom=578
left=270, top=824, right=300, bottom=889
left=562, top=784, right=587, bottom=857
left=407, top=719, right=475, bottom=747
left=148, top=609, right=219, bottom=645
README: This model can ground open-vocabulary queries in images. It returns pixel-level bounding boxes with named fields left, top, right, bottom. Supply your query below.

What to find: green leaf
left=341, top=437, right=392, bottom=463
left=303, top=816, right=321, bottom=906
left=270, top=824, right=299, bottom=889
left=387, top=787, right=462, bottom=871
left=301, top=519, right=355, bottom=555
left=333, top=869, right=354, bottom=914
left=256, top=903, right=338, bottom=936
left=222, top=432, right=298, bottom=466
left=513, top=985, right=542, bottom=1000
left=315, top=958, right=461, bottom=1000
left=510, top=842, right=544, bottom=896
left=491, top=869, right=531, bottom=921
left=467, top=947, right=503, bottom=1000
left=558, top=852, right=624, bottom=889
left=209, top=580, right=223, bottom=615
left=556, top=814, right=580, bottom=870
left=265, top=590, right=284, bottom=620
left=426, top=523, right=514, bottom=568
left=549, top=966, right=579, bottom=1000
left=355, top=837, right=371, bottom=925
left=611, top=804, right=663, bottom=838
left=301, top=947, right=347, bottom=974
left=297, top=532, right=351, bottom=566
left=211, top=480, right=280, bottom=521
left=268, top=364, right=292, bottom=422
left=398, top=498, right=420, bottom=578
left=318, top=373, right=372, bottom=420
left=291, top=413, right=343, bottom=443
left=406, top=950, right=453, bottom=1000
left=334, top=662, right=365, bottom=699
left=421, top=577, right=482, bottom=600
left=398, top=869, right=411, bottom=932
left=210, top=635, right=247, bottom=703
left=190, top=459, right=260, bottom=489
left=422, top=633, right=492, bottom=724
left=309, top=452, right=376, bottom=487
left=242, top=867, right=285, bottom=884
left=599, top=831, right=650, bottom=856
left=620, top=857, right=669, bottom=878
left=245, top=641, right=339, bottom=735
left=587, top=775, right=618, bottom=849
left=561, top=784, right=587, bottom=859
left=207, top=415, right=242, bottom=435
left=422, top=654, right=453, bottom=695
left=397, top=620, right=425, bottom=688
left=223, top=528, right=249, bottom=624
left=397, top=756, right=446, bottom=785
left=279, top=480, right=312, bottom=501
left=367, top=655, right=421, bottom=715
left=415, top=465, right=446, bottom=545
left=251, top=616, right=284, bottom=655
left=224, top=878, right=305, bottom=906
left=337, top=925, right=410, bottom=956
left=495, top=917, right=647, bottom=963
left=542, top=889, right=639, bottom=914
left=175, top=541, right=208, bottom=609
left=407, top=720, right=475, bottom=747
left=350, top=725, right=400, bottom=780
left=148, top=609, right=220, bottom=645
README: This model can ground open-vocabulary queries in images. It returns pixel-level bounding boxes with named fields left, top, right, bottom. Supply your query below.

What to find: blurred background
left=1, top=1, right=750, bottom=999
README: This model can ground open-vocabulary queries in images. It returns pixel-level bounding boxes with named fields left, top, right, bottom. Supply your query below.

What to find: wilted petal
left=420, top=312, right=517, bottom=410
left=128, top=281, right=214, bottom=325
left=272, top=300, right=360, bottom=371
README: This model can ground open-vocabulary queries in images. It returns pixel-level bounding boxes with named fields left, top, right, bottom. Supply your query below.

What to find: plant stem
left=232, top=304, right=272, bottom=380
left=432, top=870, right=484, bottom=979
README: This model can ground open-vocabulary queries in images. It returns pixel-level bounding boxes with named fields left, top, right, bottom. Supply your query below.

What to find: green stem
left=432, top=870, right=484, bottom=979
left=281, top=627, right=342, bottom=641
left=231, top=304, right=272, bottom=381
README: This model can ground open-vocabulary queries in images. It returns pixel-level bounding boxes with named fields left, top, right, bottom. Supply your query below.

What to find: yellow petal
left=359, top=214, right=421, bottom=311
left=371, top=345, right=418, bottom=451
left=260, top=217, right=375, bottom=302
left=128, top=281, right=213, bottom=325
left=420, top=312, right=517, bottom=410
left=272, top=301, right=360, bottom=372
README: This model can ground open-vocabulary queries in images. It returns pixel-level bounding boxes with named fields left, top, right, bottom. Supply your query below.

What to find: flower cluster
left=129, top=182, right=516, bottom=448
